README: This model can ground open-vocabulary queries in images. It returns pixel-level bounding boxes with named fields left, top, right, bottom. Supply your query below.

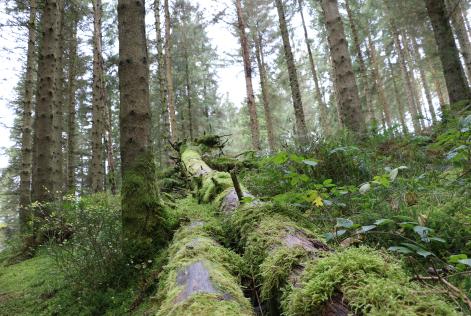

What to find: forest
left=0, top=0, right=471, bottom=315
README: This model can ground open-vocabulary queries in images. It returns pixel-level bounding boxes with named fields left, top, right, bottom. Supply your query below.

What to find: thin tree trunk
left=431, top=66, right=448, bottom=109
left=118, top=0, right=167, bottom=259
left=425, top=0, right=471, bottom=105
left=320, top=0, right=364, bottom=134
left=19, top=0, right=37, bottom=232
left=344, top=0, right=372, bottom=123
left=253, top=29, right=276, bottom=152
left=90, top=0, right=106, bottom=193
left=235, top=0, right=261, bottom=151
left=447, top=0, right=471, bottom=84
left=389, top=19, right=421, bottom=133
left=33, top=0, right=61, bottom=204
left=410, top=35, right=437, bottom=124
left=183, top=36, right=194, bottom=140
left=366, top=31, right=392, bottom=129
left=164, top=0, right=177, bottom=143
left=298, top=0, right=330, bottom=136
left=387, top=57, right=408, bottom=134
left=66, top=13, right=79, bottom=194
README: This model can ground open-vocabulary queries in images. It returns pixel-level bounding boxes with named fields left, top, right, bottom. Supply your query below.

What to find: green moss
left=155, top=197, right=253, bottom=316
left=283, top=247, right=460, bottom=316
left=121, top=151, right=170, bottom=261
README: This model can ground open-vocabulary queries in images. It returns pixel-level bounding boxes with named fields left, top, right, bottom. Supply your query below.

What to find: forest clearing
left=0, top=0, right=471, bottom=315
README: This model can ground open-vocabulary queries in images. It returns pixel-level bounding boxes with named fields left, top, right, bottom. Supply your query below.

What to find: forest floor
left=1, top=113, right=471, bottom=315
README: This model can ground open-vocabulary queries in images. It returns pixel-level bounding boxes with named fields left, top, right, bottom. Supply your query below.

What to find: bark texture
left=90, top=0, right=106, bottom=193
left=236, top=0, right=261, bottom=151
left=19, top=0, right=37, bottom=232
left=425, top=0, right=471, bottom=105
left=321, top=0, right=364, bottom=134
left=275, top=0, right=308, bottom=144
left=118, top=0, right=167, bottom=259
left=447, top=0, right=471, bottom=83
left=33, top=0, right=61, bottom=204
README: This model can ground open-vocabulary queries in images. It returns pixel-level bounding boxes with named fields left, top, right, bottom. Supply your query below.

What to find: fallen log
left=179, top=140, right=460, bottom=316
left=154, top=197, right=253, bottom=316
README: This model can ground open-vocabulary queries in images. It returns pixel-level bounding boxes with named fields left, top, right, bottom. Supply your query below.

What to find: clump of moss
left=205, top=157, right=255, bottom=172
left=155, top=198, right=253, bottom=316
left=282, top=247, right=460, bottom=316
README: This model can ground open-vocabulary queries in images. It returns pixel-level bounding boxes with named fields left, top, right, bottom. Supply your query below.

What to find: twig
left=415, top=275, right=471, bottom=310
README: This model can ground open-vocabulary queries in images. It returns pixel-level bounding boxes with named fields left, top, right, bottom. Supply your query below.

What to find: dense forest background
left=0, top=0, right=471, bottom=315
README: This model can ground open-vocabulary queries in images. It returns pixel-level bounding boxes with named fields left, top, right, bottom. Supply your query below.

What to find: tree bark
left=33, top=0, right=61, bottom=204
left=344, top=0, right=372, bottom=124
left=253, top=30, right=276, bottom=152
left=236, top=0, right=261, bottom=151
left=90, top=0, right=106, bottom=193
left=19, top=0, right=37, bottom=232
left=275, top=0, right=308, bottom=144
left=66, top=12, right=79, bottom=194
left=298, top=0, right=330, bottom=136
left=387, top=57, right=408, bottom=134
left=118, top=0, right=167, bottom=260
left=164, top=0, right=177, bottom=142
left=425, top=0, right=471, bottom=105
left=320, top=0, right=364, bottom=134
left=447, top=0, right=471, bottom=84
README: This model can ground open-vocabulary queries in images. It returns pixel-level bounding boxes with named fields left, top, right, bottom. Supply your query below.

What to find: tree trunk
left=253, top=30, right=276, bottom=152
left=298, top=0, right=330, bottom=136
left=320, top=0, right=364, bottom=134
left=344, top=0, right=372, bottom=124
left=66, top=12, right=79, bottom=194
left=235, top=0, right=261, bottom=151
left=447, top=0, right=471, bottom=84
left=184, top=41, right=194, bottom=140
left=19, top=0, right=37, bottom=232
left=425, top=0, right=471, bottom=105
left=118, top=0, right=168, bottom=260
left=410, top=35, right=437, bottom=124
left=52, top=0, right=65, bottom=195
left=366, top=32, right=392, bottom=129
left=390, top=21, right=421, bottom=133
left=387, top=57, right=408, bottom=134
left=33, top=0, right=61, bottom=204
left=275, top=0, right=308, bottom=144
left=90, top=0, right=106, bottom=193
left=164, top=0, right=177, bottom=143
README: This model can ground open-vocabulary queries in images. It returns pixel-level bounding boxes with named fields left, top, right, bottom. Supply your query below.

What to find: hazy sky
left=0, top=0, right=249, bottom=169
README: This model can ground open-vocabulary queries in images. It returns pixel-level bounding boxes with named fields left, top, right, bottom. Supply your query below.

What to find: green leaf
left=324, top=230, right=346, bottom=241
left=374, top=218, right=394, bottom=226
left=413, top=225, right=432, bottom=238
left=360, top=225, right=376, bottom=233
left=457, top=259, right=471, bottom=267
left=303, top=160, right=318, bottom=167
left=429, top=237, right=446, bottom=243
left=241, top=196, right=254, bottom=203
left=399, top=222, right=418, bottom=229
left=336, top=218, right=353, bottom=228
left=388, top=246, right=413, bottom=254
left=416, top=249, right=433, bottom=258
left=448, top=254, right=468, bottom=263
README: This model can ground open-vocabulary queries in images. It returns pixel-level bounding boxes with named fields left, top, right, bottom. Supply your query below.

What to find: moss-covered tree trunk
left=178, top=141, right=458, bottom=316
left=117, top=0, right=167, bottom=260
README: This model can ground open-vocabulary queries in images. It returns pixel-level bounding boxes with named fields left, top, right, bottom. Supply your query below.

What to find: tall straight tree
left=33, top=0, right=61, bottom=204
left=117, top=0, right=168, bottom=259
left=66, top=12, right=79, bottom=193
left=164, top=0, right=177, bottom=142
left=320, top=0, right=364, bottom=134
left=274, top=0, right=308, bottom=144
left=19, top=0, right=37, bottom=232
left=235, top=0, right=260, bottom=151
left=447, top=0, right=471, bottom=83
left=425, top=0, right=471, bottom=105
left=90, top=0, right=106, bottom=192
left=298, top=0, right=330, bottom=136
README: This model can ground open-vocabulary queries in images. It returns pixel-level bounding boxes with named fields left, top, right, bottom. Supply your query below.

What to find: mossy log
left=179, top=142, right=460, bottom=316
left=154, top=198, right=253, bottom=315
